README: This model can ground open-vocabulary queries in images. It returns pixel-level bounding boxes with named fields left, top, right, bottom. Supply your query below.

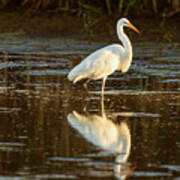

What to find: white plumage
left=68, top=18, right=139, bottom=93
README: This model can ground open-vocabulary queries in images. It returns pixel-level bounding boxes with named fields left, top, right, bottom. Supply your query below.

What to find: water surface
left=0, top=38, right=179, bottom=179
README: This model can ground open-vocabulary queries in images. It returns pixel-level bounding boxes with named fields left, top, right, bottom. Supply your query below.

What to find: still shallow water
left=0, top=38, right=179, bottom=180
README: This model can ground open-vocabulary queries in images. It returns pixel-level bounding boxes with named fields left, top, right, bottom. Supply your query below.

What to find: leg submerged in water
left=83, top=79, right=91, bottom=90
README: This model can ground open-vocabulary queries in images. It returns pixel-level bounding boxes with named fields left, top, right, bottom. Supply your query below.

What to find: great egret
left=68, top=18, right=139, bottom=94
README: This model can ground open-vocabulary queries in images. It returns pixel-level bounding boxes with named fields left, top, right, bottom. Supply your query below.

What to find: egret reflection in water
left=67, top=99, right=131, bottom=179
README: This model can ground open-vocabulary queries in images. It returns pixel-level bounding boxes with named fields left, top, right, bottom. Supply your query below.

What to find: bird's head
left=118, top=18, right=140, bottom=34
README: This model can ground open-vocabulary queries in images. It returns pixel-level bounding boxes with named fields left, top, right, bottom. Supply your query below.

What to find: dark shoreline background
left=0, top=0, right=179, bottom=42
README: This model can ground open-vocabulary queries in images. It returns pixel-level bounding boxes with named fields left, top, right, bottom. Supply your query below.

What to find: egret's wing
left=78, top=45, right=122, bottom=79
left=68, top=44, right=123, bottom=83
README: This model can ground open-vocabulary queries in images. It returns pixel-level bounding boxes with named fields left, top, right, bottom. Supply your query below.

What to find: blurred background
left=0, top=0, right=179, bottom=41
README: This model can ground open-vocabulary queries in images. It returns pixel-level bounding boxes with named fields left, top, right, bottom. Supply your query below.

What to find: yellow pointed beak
left=127, top=22, right=140, bottom=34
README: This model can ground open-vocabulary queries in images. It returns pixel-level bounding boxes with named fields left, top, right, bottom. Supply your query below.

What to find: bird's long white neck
left=116, top=24, right=133, bottom=73
left=117, top=25, right=132, bottom=55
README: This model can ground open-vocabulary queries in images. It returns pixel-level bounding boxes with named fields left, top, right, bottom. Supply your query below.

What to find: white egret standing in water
left=68, top=18, right=139, bottom=95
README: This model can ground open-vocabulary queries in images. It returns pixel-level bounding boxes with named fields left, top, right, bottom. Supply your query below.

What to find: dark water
left=0, top=38, right=179, bottom=180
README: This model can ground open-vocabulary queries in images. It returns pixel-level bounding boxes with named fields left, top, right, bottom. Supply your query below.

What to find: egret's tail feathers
left=67, top=71, right=74, bottom=81
left=68, top=70, right=86, bottom=84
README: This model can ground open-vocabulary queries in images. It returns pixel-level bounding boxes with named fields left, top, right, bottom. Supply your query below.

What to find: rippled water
left=0, top=38, right=179, bottom=179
